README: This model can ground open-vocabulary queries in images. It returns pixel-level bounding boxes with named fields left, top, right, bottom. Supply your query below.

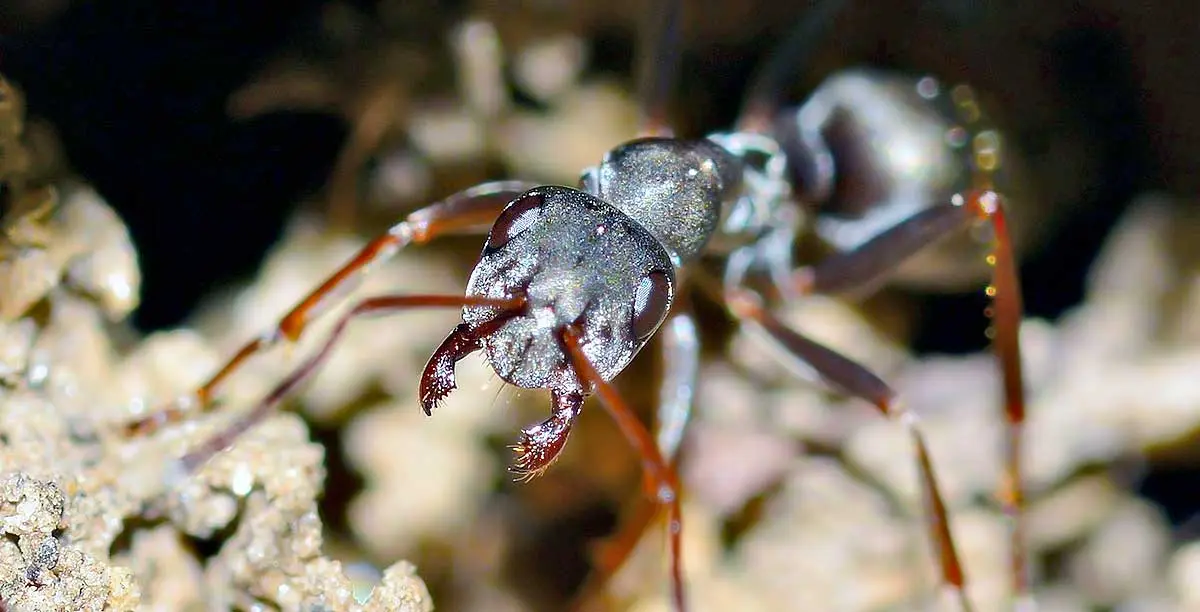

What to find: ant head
left=461, top=185, right=676, bottom=394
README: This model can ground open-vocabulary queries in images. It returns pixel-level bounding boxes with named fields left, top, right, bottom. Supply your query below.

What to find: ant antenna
left=738, top=0, right=851, bottom=132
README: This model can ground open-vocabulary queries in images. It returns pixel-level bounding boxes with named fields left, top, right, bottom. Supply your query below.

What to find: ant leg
left=790, top=189, right=1029, bottom=602
left=655, top=311, right=701, bottom=461
left=124, top=180, right=537, bottom=437
left=177, top=293, right=526, bottom=473
left=719, top=286, right=972, bottom=611
left=635, top=0, right=682, bottom=137
left=573, top=310, right=700, bottom=610
left=561, top=325, right=687, bottom=612
left=736, top=0, right=849, bottom=133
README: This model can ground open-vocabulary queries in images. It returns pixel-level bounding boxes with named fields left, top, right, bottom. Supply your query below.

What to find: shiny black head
left=462, top=185, right=676, bottom=393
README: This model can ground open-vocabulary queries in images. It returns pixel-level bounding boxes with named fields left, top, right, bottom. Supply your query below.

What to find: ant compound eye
left=487, top=191, right=545, bottom=251
left=631, top=270, right=673, bottom=340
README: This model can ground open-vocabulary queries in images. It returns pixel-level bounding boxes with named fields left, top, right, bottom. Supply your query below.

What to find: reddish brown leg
left=176, top=293, right=525, bottom=473
left=721, top=287, right=972, bottom=611
left=571, top=309, right=698, bottom=611
left=560, top=325, right=687, bottom=612
left=790, top=189, right=1029, bottom=602
left=574, top=461, right=684, bottom=612
left=125, top=181, right=536, bottom=437
left=573, top=493, right=662, bottom=612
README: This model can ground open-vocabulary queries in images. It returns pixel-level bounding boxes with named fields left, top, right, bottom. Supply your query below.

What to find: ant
left=124, top=0, right=1029, bottom=610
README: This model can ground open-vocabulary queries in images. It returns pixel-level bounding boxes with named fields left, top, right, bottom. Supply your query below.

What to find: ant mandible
left=124, top=0, right=1029, bottom=610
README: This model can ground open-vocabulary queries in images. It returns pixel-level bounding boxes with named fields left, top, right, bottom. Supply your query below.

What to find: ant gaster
left=125, top=1, right=1030, bottom=610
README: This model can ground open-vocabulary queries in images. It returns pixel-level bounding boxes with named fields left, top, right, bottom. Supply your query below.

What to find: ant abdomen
left=775, top=69, right=1021, bottom=289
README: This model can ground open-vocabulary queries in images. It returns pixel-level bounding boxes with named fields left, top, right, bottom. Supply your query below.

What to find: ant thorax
left=703, top=130, right=804, bottom=289
left=462, top=185, right=675, bottom=393
left=580, top=137, right=743, bottom=265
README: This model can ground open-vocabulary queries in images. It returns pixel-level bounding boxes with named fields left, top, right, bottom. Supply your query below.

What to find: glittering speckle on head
left=463, top=185, right=675, bottom=393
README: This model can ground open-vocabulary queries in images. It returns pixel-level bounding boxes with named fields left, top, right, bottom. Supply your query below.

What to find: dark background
left=2, top=0, right=1183, bottom=338
left=1, top=0, right=345, bottom=330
